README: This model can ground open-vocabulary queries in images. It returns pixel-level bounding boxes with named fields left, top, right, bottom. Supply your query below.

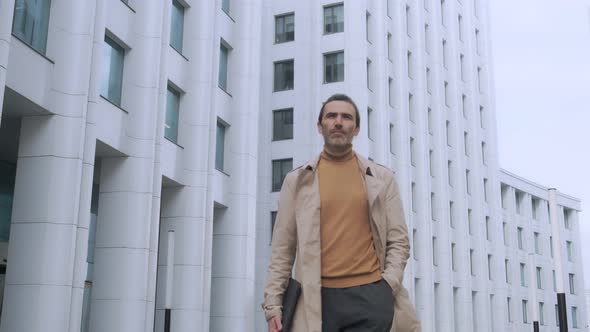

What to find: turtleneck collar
left=321, top=144, right=354, bottom=162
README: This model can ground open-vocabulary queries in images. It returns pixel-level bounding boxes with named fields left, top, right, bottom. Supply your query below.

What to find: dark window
left=275, top=13, right=295, bottom=43
left=274, top=60, right=294, bottom=91
left=324, top=3, right=344, bottom=34
left=273, top=108, right=293, bottom=141
left=272, top=159, right=293, bottom=192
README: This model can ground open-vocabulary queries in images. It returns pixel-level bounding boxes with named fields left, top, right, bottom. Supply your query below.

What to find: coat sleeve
left=381, top=173, right=410, bottom=295
left=261, top=173, right=298, bottom=321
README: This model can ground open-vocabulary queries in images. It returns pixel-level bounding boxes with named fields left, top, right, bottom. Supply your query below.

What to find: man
left=263, top=94, right=420, bottom=332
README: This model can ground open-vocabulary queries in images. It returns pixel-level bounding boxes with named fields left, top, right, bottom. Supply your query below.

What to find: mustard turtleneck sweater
left=318, top=145, right=382, bottom=288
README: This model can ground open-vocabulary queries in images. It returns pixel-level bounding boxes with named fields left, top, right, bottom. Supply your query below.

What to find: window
left=534, top=232, right=540, bottom=254
left=366, top=11, right=371, bottom=41
left=408, top=94, right=414, bottom=122
left=480, top=106, right=485, bottom=128
left=460, top=54, right=466, bottom=81
left=507, top=297, right=512, bottom=322
left=485, top=216, right=491, bottom=240
left=445, top=121, right=451, bottom=146
left=572, top=306, right=578, bottom=328
left=477, top=67, right=483, bottom=92
left=12, top=0, right=52, bottom=54
left=275, top=13, right=295, bottom=43
left=550, top=236, right=554, bottom=257
left=273, top=108, right=293, bottom=141
left=447, top=160, right=452, bottom=186
left=101, top=36, right=125, bottom=106
left=426, top=67, right=432, bottom=93
left=470, top=249, right=475, bottom=275
left=536, top=266, right=542, bottom=289
left=272, top=159, right=292, bottom=192
left=366, top=59, right=372, bottom=89
left=564, top=209, right=572, bottom=229
left=165, top=86, right=181, bottom=143
left=170, top=0, right=185, bottom=53
left=215, top=120, right=227, bottom=171
left=222, top=0, right=230, bottom=14
left=503, top=222, right=508, bottom=246
left=555, top=304, right=559, bottom=327
left=451, top=243, right=457, bottom=271
left=483, top=178, right=488, bottom=202
left=324, top=51, right=344, bottom=83
left=465, top=169, right=471, bottom=195
left=324, top=3, right=344, bottom=34
left=424, top=24, right=430, bottom=53
left=475, top=29, right=481, bottom=54
left=520, top=263, right=526, bottom=287
left=442, top=39, right=448, bottom=68
left=515, top=191, right=523, bottom=214
left=367, top=108, right=374, bottom=140
left=487, top=255, right=492, bottom=280
left=413, top=229, right=418, bottom=259
left=568, top=273, right=575, bottom=294
left=389, top=124, right=395, bottom=154
left=532, top=198, right=539, bottom=219
left=481, top=142, right=487, bottom=164
left=517, top=227, right=523, bottom=249
left=274, top=59, right=294, bottom=91
left=270, top=211, right=277, bottom=242
left=468, top=209, right=473, bottom=234
left=440, top=0, right=446, bottom=26
left=407, top=51, right=413, bottom=78
left=430, top=193, right=436, bottom=221
left=464, top=131, right=469, bottom=156
left=458, top=14, right=463, bottom=41
left=405, top=5, right=411, bottom=36
left=462, top=94, right=467, bottom=118
left=429, top=150, right=434, bottom=177
left=539, top=302, right=545, bottom=325
left=218, top=42, right=230, bottom=91
left=505, top=259, right=510, bottom=283
left=387, top=33, right=393, bottom=61
left=410, top=137, right=416, bottom=166
left=449, top=201, right=454, bottom=228
left=428, top=108, right=433, bottom=134
left=522, top=300, right=528, bottom=323
left=432, top=236, right=437, bottom=266
left=388, top=78, right=394, bottom=106
left=552, top=270, right=556, bottom=291
left=411, top=182, right=417, bottom=213
left=566, top=241, right=573, bottom=261
left=444, top=81, right=450, bottom=106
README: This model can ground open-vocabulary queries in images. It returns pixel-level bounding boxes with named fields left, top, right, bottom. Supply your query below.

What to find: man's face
left=317, top=100, right=360, bottom=149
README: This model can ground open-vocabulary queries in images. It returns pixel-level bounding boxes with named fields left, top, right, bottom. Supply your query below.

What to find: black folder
left=281, top=278, right=301, bottom=332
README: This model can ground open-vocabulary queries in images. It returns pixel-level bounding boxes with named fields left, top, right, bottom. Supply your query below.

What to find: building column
left=0, top=1, right=95, bottom=330
left=209, top=1, right=262, bottom=331
left=88, top=2, right=164, bottom=331
left=0, top=0, right=15, bottom=126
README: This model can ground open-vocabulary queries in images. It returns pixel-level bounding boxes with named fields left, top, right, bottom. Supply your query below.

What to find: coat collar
left=303, top=151, right=375, bottom=177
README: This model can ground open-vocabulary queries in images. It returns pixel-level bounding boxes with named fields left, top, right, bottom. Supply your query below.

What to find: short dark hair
left=318, top=94, right=360, bottom=128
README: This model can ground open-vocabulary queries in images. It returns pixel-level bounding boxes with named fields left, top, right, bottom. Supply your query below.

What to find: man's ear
left=317, top=122, right=323, bottom=135
left=353, top=125, right=360, bottom=137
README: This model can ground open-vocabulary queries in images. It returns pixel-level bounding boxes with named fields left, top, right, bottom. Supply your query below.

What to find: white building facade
left=0, top=0, right=586, bottom=331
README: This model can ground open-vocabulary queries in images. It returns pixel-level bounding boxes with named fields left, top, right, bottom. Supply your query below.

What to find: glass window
left=12, top=0, right=52, bottom=54
left=222, top=0, right=230, bottom=14
left=170, top=0, right=184, bottom=52
left=101, top=36, right=125, bottom=106
left=539, top=302, right=544, bottom=325
left=432, top=237, right=437, bottom=266
left=272, top=159, right=293, bottom=192
left=274, top=59, right=294, bottom=91
left=165, top=86, right=180, bottom=143
left=534, top=232, right=540, bottom=254
left=324, top=51, right=344, bottom=83
left=536, top=267, right=542, bottom=289
left=451, top=243, right=456, bottom=270
left=275, top=13, right=294, bottom=43
left=389, top=124, right=395, bottom=154
left=0, top=163, right=16, bottom=242
left=270, top=211, right=277, bottom=242
left=566, top=241, right=573, bottom=261
left=215, top=120, right=226, bottom=171
left=572, top=307, right=578, bottom=328
left=569, top=273, right=575, bottom=294
left=218, top=43, right=229, bottom=91
left=517, top=227, right=523, bottom=249
left=272, top=108, right=293, bottom=141
left=522, top=300, right=528, bottom=323
left=367, top=108, right=374, bottom=140
left=470, top=249, right=475, bottom=275
left=324, top=3, right=344, bottom=34
left=507, top=297, right=512, bottom=322
left=505, top=259, right=510, bottom=283
left=520, top=263, right=526, bottom=287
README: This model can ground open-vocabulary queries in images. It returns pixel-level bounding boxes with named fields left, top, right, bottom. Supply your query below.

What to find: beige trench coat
left=263, top=153, right=421, bottom=332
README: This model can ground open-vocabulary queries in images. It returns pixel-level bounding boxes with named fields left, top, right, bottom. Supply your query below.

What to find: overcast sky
left=489, top=0, right=590, bottom=288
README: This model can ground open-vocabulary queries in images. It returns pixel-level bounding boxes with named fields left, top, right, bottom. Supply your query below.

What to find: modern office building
left=0, top=0, right=586, bottom=331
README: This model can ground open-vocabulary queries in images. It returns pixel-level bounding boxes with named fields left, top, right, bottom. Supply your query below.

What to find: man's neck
left=322, top=144, right=353, bottom=161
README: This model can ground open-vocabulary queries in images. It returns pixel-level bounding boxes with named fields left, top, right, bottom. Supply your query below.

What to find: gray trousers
left=321, top=279, right=394, bottom=332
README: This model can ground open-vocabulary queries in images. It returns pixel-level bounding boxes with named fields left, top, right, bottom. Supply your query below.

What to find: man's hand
left=268, top=315, right=283, bottom=332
